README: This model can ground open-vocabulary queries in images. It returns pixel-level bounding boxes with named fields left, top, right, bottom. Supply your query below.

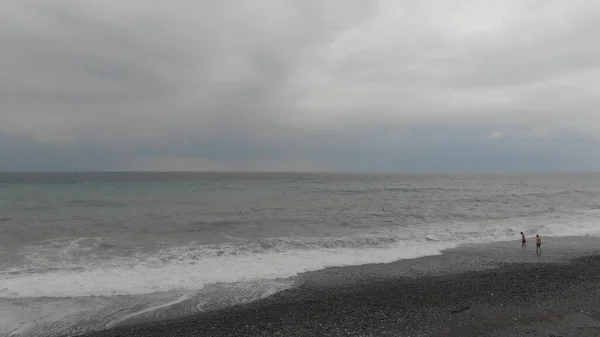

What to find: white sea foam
left=0, top=239, right=454, bottom=298
left=3, top=215, right=600, bottom=337
left=0, top=279, right=296, bottom=337
left=2, top=211, right=600, bottom=299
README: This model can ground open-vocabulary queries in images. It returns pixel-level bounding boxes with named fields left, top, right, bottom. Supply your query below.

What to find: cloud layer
left=1, top=0, right=599, bottom=171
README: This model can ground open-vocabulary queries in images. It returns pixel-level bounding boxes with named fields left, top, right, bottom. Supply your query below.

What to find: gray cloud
left=1, top=0, right=599, bottom=171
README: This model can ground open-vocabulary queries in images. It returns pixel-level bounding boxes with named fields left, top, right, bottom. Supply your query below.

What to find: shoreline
left=76, top=236, right=600, bottom=337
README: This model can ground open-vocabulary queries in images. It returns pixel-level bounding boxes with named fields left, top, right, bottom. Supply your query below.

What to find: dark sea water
left=1, top=172, right=600, bottom=336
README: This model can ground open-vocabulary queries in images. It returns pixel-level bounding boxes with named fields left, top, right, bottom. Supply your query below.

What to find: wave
left=64, top=199, right=124, bottom=208
left=0, top=279, right=296, bottom=337
left=451, top=191, right=596, bottom=204
left=0, top=236, right=454, bottom=298
left=3, top=211, right=600, bottom=299
left=333, top=187, right=465, bottom=195
left=185, top=219, right=243, bottom=231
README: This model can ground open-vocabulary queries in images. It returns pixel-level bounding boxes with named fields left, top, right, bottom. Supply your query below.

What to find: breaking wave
left=3, top=212, right=600, bottom=299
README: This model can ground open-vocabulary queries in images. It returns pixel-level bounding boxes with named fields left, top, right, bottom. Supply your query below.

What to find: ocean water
left=1, top=172, right=600, bottom=336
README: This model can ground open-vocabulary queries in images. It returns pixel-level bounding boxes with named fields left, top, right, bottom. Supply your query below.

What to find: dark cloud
left=0, top=1, right=599, bottom=171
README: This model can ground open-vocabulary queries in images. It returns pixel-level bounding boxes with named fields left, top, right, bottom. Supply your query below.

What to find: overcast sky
left=1, top=0, right=599, bottom=172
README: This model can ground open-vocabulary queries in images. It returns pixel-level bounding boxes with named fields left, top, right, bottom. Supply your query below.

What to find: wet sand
left=76, top=237, right=600, bottom=337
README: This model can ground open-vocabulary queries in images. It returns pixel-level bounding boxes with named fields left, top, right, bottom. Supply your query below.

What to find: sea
left=1, top=172, right=600, bottom=336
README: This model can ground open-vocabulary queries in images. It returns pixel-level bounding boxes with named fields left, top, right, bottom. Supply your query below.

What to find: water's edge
left=81, top=235, right=600, bottom=335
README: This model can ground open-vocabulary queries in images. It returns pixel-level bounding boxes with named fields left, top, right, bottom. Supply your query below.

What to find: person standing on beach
left=536, top=235, right=541, bottom=252
left=521, top=232, right=526, bottom=248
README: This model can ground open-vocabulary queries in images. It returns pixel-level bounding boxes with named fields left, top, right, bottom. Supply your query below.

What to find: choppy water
left=1, top=172, right=600, bottom=336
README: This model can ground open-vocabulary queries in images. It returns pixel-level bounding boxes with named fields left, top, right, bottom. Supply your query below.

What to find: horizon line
left=0, top=170, right=599, bottom=174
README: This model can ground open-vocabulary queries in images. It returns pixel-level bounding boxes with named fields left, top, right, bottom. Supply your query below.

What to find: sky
left=1, top=0, right=600, bottom=172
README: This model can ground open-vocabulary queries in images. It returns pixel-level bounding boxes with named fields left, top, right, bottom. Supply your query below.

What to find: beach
left=78, top=236, right=600, bottom=337
left=4, top=172, right=600, bottom=336
left=3, top=0, right=600, bottom=334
